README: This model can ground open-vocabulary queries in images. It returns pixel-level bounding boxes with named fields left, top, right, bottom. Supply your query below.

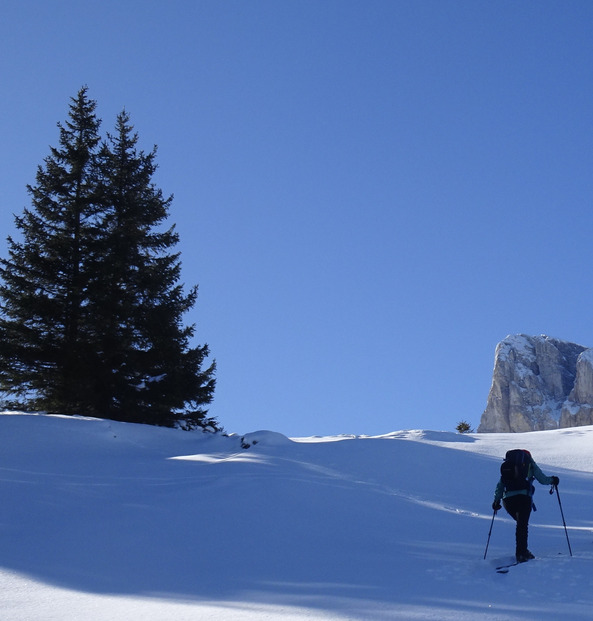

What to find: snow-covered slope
left=1, top=413, right=592, bottom=620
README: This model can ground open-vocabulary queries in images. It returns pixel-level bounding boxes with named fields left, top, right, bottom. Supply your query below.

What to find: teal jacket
left=493, top=457, right=555, bottom=504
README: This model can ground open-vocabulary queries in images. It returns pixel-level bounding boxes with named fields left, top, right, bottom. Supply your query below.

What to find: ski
left=496, top=557, right=536, bottom=573
left=496, top=551, right=566, bottom=572
left=496, top=561, right=518, bottom=573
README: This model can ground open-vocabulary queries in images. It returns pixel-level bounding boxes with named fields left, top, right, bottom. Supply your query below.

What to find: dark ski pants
left=503, top=494, right=532, bottom=555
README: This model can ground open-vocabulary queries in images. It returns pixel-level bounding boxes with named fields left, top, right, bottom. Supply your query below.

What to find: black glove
left=492, top=501, right=501, bottom=512
left=550, top=476, right=559, bottom=486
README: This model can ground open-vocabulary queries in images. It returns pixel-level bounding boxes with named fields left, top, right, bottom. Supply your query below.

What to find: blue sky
left=2, top=1, right=592, bottom=437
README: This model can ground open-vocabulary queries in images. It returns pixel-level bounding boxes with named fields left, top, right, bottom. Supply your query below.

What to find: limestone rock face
left=478, top=334, right=593, bottom=433
left=560, top=349, right=593, bottom=428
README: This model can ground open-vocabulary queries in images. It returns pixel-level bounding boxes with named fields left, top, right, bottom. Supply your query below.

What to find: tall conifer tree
left=90, top=111, right=216, bottom=427
left=0, top=89, right=216, bottom=429
left=0, top=87, right=101, bottom=412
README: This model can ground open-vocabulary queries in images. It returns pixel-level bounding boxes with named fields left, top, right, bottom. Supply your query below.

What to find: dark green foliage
left=0, top=88, right=216, bottom=430
left=455, top=420, right=473, bottom=434
left=0, top=88, right=102, bottom=413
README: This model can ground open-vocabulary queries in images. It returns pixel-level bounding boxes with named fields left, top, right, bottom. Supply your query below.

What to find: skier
left=492, top=449, right=559, bottom=563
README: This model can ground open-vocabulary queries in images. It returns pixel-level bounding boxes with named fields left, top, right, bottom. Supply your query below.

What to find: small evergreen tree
left=0, top=89, right=216, bottom=429
left=456, top=420, right=473, bottom=434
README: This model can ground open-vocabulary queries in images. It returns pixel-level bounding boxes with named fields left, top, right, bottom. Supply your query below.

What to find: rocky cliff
left=478, top=334, right=593, bottom=432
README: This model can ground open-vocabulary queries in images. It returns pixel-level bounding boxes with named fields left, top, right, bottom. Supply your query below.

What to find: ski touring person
left=492, top=449, right=559, bottom=563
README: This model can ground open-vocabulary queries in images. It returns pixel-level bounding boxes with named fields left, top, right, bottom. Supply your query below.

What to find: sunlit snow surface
left=1, top=412, right=592, bottom=620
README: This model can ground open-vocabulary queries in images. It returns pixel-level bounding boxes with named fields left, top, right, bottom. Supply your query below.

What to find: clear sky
left=1, top=1, right=592, bottom=437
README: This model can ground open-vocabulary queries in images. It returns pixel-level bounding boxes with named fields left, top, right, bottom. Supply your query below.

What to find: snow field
left=1, top=413, right=592, bottom=620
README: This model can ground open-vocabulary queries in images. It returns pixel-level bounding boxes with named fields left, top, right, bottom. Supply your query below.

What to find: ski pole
left=553, top=484, right=573, bottom=557
left=484, top=509, right=496, bottom=560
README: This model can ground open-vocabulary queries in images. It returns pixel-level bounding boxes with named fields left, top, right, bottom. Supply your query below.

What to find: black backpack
left=500, top=449, right=532, bottom=492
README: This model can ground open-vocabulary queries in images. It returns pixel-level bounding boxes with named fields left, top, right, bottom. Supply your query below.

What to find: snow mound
left=240, top=429, right=292, bottom=448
